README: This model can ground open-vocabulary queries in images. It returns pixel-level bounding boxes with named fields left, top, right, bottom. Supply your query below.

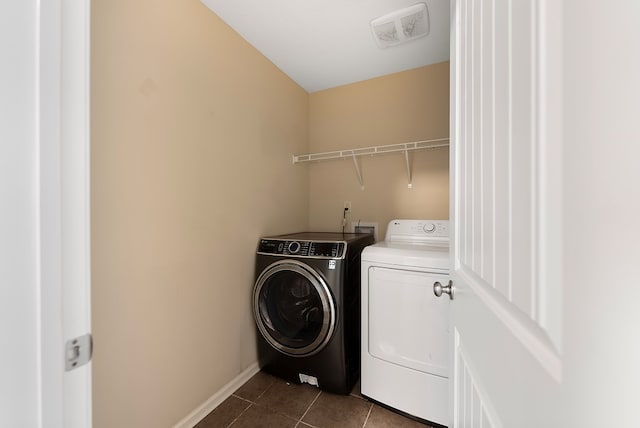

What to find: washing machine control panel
left=257, top=239, right=346, bottom=259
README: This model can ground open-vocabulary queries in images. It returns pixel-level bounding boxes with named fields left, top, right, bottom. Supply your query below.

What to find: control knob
left=288, top=241, right=301, bottom=254
left=423, top=223, right=436, bottom=233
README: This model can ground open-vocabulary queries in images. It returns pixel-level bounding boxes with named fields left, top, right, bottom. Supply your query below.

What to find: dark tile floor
left=195, top=371, right=432, bottom=428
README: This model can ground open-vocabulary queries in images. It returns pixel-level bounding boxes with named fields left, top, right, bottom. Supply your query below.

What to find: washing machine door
left=253, top=259, right=336, bottom=357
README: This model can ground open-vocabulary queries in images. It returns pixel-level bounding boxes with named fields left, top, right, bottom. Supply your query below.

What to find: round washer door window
left=253, top=259, right=336, bottom=356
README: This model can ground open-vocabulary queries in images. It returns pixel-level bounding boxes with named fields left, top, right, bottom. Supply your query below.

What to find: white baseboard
left=172, top=362, right=260, bottom=428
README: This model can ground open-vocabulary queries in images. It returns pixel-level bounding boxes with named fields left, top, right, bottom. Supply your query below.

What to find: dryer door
left=368, top=267, right=450, bottom=377
left=253, top=259, right=336, bottom=357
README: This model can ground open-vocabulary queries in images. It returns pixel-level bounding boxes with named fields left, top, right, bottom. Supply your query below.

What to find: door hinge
left=65, top=333, right=93, bottom=371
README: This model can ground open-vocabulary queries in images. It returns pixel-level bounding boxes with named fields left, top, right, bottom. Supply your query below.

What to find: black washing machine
left=253, top=232, right=374, bottom=394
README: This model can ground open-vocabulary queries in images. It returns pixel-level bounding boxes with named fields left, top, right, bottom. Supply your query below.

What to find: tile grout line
left=225, top=402, right=254, bottom=428
left=253, top=380, right=276, bottom=402
left=361, top=402, right=374, bottom=428
left=227, top=384, right=276, bottom=428
left=231, top=394, right=257, bottom=405
left=296, top=390, right=323, bottom=427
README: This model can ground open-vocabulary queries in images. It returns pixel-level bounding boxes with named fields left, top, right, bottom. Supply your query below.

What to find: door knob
left=433, top=280, right=454, bottom=300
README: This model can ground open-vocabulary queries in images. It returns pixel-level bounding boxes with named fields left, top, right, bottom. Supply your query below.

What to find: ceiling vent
left=370, top=3, right=430, bottom=49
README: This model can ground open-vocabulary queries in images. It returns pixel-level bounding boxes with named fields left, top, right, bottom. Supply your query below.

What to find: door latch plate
left=65, top=333, right=92, bottom=371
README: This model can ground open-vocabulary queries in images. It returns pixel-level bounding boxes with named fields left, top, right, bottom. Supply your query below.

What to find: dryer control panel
left=258, top=239, right=346, bottom=259
left=385, top=219, right=450, bottom=245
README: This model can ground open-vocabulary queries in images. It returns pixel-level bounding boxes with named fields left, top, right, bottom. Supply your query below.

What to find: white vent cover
left=370, top=3, right=430, bottom=49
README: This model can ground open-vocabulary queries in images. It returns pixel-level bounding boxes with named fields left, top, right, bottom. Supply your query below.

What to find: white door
left=449, top=0, right=563, bottom=424
left=0, top=1, right=92, bottom=427
left=449, top=0, right=640, bottom=427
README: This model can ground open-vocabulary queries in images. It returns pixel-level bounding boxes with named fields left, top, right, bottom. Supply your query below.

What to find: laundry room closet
left=90, top=1, right=450, bottom=427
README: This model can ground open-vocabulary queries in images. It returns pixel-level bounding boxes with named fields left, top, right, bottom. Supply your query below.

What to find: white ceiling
left=200, top=0, right=450, bottom=93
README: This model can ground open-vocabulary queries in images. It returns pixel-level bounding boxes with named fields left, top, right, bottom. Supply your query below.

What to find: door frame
left=40, top=0, right=93, bottom=426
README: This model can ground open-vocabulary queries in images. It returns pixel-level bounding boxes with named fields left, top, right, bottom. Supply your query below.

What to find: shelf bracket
left=352, top=154, right=365, bottom=190
left=404, top=148, right=413, bottom=189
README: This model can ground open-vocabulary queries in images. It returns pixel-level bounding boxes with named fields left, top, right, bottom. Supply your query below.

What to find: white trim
left=457, top=266, right=562, bottom=382
left=448, top=1, right=460, bottom=426
left=172, top=363, right=260, bottom=428
left=37, top=0, right=52, bottom=425
left=59, top=1, right=93, bottom=427
left=535, top=0, right=563, bottom=354
left=39, top=0, right=64, bottom=424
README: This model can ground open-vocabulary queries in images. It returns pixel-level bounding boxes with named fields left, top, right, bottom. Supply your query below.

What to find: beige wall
left=91, top=1, right=308, bottom=427
left=308, top=63, right=450, bottom=239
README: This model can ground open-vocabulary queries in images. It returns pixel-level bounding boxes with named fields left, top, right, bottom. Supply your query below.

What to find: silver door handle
left=433, top=280, right=454, bottom=300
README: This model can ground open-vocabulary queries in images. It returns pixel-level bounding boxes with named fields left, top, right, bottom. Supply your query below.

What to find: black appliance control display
left=257, top=239, right=345, bottom=259
left=309, top=242, right=343, bottom=258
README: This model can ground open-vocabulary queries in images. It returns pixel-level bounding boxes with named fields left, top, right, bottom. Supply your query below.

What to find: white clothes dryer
left=361, top=219, right=450, bottom=427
